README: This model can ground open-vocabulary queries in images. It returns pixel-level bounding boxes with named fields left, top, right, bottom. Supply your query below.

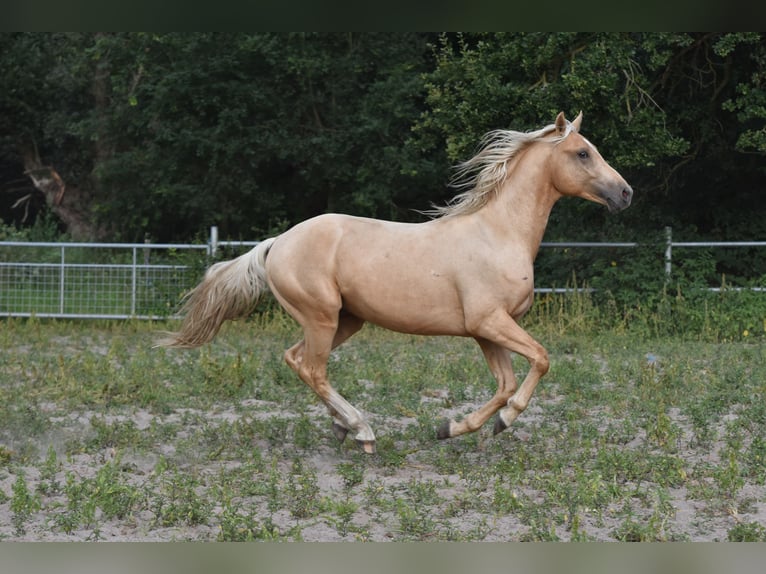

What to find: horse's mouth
left=605, top=197, right=621, bottom=213
left=603, top=187, right=633, bottom=213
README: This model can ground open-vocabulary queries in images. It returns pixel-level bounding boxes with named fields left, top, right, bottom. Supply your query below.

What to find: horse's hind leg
left=328, top=312, right=367, bottom=442
left=283, top=312, right=374, bottom=452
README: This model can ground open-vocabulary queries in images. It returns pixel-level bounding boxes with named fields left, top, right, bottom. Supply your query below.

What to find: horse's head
left=549, top=111, right=632, bottom=213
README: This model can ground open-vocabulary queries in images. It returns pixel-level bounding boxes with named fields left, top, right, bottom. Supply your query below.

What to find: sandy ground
left=0, top=394, right=760, bottom=542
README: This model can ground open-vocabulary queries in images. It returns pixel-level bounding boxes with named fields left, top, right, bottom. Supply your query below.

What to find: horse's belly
left=340, top=278, right=466, bottom=336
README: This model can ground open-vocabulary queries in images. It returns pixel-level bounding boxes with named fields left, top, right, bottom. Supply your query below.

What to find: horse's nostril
left=622, top=188, right=632, bottom=201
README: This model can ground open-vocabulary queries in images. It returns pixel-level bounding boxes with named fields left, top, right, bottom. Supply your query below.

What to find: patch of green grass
left=53, top=457, right=143, bottom=534
left=337, top=460, right=365, bottom=490
left=151, top=469, right=212, bottom=528
left=728, top=521, right=766, bottom=542
left=1, top=308, right=766, bottom=540
left=217, top=505, right=282, bottom=541
left=11, top=470, right=40, bottom=535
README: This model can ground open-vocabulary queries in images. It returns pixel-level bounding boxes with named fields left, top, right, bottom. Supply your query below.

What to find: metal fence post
left=665, top=226, right=672, bottom=280
left=144, top=233, right=151, bottom=266
left=210, top=226, right=218, bottom=258
left=131, top=246, right=137, bottom=316
left=59, top=245, right=66, bottom=314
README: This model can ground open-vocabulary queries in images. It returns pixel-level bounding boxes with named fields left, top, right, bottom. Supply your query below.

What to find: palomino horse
left=160, top=112, right=632, bottom=454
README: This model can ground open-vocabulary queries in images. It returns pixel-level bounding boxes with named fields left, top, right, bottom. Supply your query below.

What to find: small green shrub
left=11, top=470, right=40, bottom=535
left=728, top=521, right=766, bottom=542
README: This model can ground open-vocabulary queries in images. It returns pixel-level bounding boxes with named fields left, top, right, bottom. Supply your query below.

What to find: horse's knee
left=531, top=346, right=549, bottom=376
left=499, top=373, right=518, bottom=396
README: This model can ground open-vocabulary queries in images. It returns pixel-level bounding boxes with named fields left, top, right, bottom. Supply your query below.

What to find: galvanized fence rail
left=0, top=241, right=209, bottom=319
left=0, top=226, right=764, bottom=319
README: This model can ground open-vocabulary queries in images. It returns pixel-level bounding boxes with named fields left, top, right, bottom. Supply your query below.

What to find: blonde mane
left=427, top=121, right=571, bottom=218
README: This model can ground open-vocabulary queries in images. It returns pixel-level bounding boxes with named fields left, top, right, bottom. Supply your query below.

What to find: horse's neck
left=478, top=156, right=560, bottom=258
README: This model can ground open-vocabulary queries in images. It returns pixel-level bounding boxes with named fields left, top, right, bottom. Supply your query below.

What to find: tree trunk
left=22, top=145, right=102, bottom=240
left=19, top=33, right=114, bottom=241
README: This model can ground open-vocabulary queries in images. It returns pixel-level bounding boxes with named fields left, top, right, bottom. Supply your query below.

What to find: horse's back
left=267, top=213, right=403, bottom=269
left=265, top=213, right=470, bottom=334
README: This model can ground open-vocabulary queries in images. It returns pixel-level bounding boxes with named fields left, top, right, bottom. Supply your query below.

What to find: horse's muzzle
left=604, top=185, right=633, bottom=213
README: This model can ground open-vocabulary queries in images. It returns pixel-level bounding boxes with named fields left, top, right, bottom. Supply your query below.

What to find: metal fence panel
left=0, top=242, right=210, bottom=319
left=1, top=227, right=764, bottom=320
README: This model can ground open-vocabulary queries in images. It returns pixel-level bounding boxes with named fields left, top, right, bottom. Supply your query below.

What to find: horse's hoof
left=332, top=422, right=349, bottom=443
left=493, top=414, right=508, bottom=435
left=436, top=419, right=452, bottom=440
left=356, top=439, right=376, bottom=454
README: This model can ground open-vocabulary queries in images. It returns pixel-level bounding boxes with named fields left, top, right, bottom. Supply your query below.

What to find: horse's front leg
left=490, top=319, right=549, bottom=435
left=437, top=338, right=518, bottom=439
left=438, top=311, right=549, bottom=439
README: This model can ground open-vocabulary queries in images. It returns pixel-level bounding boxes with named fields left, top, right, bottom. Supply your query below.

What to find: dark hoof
left=356, top=440, right=376, bottom=454
left=332, top=422, right=349, bottom=443
left=493, top=414, right=508, bottom=435
left=436, top=419, right=452, bottom=440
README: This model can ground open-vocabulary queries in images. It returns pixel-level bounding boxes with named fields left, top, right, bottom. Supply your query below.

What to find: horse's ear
left=571, top=111, right=583, bottom=132
left=555, top=112, right=567, bottom=135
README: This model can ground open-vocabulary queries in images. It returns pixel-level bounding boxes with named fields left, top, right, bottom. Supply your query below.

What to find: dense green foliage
left=1, top=33, right=765, bottom=302
left=1, top=33, right=439, bottom=240
left=2, top=32, right=765, bottom=242
left=419, top=33, right=766, bottom=239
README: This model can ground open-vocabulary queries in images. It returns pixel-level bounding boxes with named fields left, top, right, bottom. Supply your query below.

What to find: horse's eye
left=577, top=150, right=590, bottom=160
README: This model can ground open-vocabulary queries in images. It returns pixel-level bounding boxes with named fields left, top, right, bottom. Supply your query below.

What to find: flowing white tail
left=158, top=237, right=276, bottom=348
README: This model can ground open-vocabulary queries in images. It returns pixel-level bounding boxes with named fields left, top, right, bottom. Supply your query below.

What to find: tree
left=1, top=33, right=435, bottom=241
left=0, top=33, right=98, bottom=238
left=413, top=33, right=766, bottom=241
left=720, top=33, right=766, bottom=154
left=121, top=32, right=434, bottom=241
left=2, top=33, right=765, bottom=247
